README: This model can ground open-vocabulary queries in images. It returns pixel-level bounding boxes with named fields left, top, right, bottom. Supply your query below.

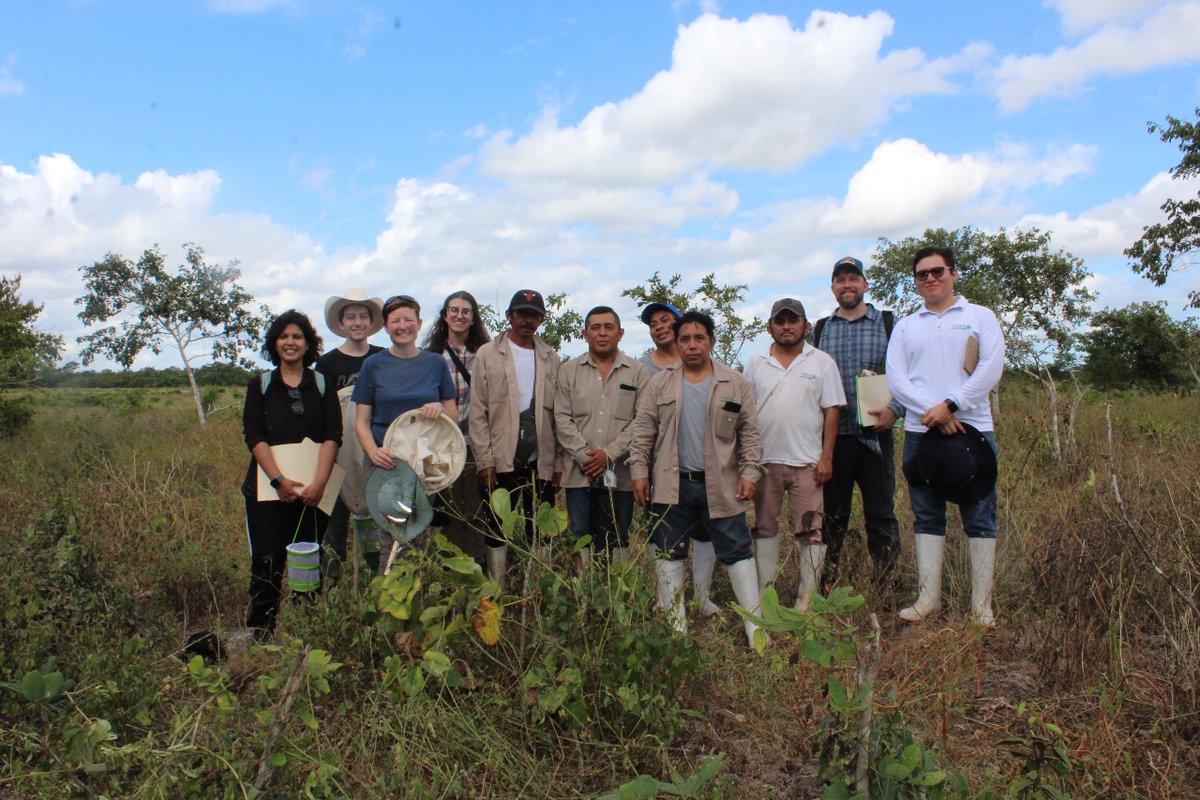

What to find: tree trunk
left=172, top=330, right=207, bottom=426
left=1043, top=366, right=1060, bottom=462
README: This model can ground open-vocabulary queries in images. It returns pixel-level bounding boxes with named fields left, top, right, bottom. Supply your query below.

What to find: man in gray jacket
left=469, top=289, right=563, bottom=591
left=628, top=310, right=764, bottom=647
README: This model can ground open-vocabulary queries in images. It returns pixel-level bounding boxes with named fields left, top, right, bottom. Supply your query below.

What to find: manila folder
left=856, top=373, right=893, bottom=427
left=256, top=438, right=346, bottom=515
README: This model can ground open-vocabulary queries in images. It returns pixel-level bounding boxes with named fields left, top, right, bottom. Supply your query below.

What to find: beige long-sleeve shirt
left=627, top=359, right=762, bottom=519
left=468, top=331, right=563, bottom=481
left=554, top=351, right=650, bottom=490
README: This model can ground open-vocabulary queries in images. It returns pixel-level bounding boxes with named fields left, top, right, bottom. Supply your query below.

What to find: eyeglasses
left=447, top=306, right=474, bottom=318
left=287, top=387, right=304, bottom=415
left=914, top=266, right=949, bottom=282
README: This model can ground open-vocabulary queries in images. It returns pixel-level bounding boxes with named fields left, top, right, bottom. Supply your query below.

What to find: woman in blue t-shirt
left=352, top=294, right=457, bottom=469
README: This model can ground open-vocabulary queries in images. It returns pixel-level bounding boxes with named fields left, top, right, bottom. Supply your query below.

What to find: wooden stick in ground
left=854, top=612, right=883, bottom=796
left=253, top=645, right=311, bottom=792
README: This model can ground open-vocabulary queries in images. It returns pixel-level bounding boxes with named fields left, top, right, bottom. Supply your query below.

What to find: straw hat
left=324, top=288, right=384, bottom=338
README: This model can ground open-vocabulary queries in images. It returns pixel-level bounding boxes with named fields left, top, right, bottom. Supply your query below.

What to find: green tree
left=871, top=226, right=1095, bottom=371
left=1082, top=302, right=1200, bottom=391
left=75, top=243, right=269, bottom=426
left=0, top=275, right=65, bottom=434
left=1, top=274, right=64, bottom=388
left=478, top=292, right=584, bottom=353
left=621, top=271, right=764, bottom=367
left=1125, top=107, right=1200, bottom=308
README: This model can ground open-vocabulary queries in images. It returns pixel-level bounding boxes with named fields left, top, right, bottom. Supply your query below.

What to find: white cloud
left=481, top=11, right=962, bottom=186
left=1044, top=0, right=1165, bottom=36
left=0, top=54, right=24, bottom=97
left=208, top=0, right=291, bottom=13
left=995, top=1, right=1200, bottom=111
left=818, top=139, right=1096, bottom=235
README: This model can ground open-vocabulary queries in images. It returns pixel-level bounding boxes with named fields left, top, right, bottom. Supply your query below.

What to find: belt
left=679, top=470, right=705, bottom=482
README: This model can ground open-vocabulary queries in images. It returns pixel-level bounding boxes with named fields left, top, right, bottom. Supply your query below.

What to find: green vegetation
left=1, top=386, right=1198, bottom=797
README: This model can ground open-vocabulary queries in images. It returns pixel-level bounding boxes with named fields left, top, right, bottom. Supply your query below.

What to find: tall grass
left=0, top=385, right=1197, bottom=797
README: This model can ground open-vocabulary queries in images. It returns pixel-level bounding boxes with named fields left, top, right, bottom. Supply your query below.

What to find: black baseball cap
left=507, top=289, right=546, bottom=314
left=832, top=256, right=865, bottom=279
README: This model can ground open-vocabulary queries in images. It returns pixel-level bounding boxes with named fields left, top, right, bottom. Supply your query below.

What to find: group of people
left=240, top=244, right=1005, bottom=646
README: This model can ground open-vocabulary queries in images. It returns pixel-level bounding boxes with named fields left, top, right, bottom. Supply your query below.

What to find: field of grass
left=1, top=382, right=1197, bottom=798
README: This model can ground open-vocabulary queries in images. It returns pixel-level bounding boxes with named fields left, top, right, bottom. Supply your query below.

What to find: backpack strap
left=812, top=316, right=828, bottom=349
left=882, top=310, right=894, bottom=340
left=259, top=369, right=325, bottom=394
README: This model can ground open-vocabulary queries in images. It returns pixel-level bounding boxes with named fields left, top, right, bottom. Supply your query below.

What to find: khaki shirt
left=554, top=351, right=650, bottom=490
left=468, top=332, right=563, bottom=481
left=628, top=359, right=763, bottom=519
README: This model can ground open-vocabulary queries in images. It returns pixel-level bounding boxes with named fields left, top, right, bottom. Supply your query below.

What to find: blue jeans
left=902, top=430, right=998, bottom=539
left=649, top=477, right=753, bottom=564
left=565, top=487, right=634, bottom=553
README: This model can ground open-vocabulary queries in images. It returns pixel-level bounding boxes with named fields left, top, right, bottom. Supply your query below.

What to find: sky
left=2, top=0, right=1199, bottom=367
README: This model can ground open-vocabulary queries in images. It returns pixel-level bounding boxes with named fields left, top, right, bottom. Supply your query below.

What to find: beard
left=836, top=291, right=863, bottom=309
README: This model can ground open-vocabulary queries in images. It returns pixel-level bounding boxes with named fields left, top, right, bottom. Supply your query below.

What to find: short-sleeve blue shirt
left=351, top=349, right=456, bottom=445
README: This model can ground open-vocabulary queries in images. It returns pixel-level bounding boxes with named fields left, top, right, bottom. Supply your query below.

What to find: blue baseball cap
left=640, top=302, right=682, bottom=324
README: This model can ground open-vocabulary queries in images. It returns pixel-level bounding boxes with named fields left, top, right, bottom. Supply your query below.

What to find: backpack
left=811, top=309, right=894, bottom=350
left=259, top=370, right=325, bottom=396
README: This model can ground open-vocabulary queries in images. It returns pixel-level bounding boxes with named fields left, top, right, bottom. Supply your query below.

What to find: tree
left=1082, top=302, right=1200, bottom=391
left=621, top=272, right=764, bottom=367
left=871, top=226, right=1095, bottom=371
left=477, top=292, right=585, bottom=353
left=76, top=243, right=269, bottom=426
left=1, top=274, right=63, bottom=388
left=1125, top=107, right=1200, bottom=308
left=1, top=275, right=64, bottom=434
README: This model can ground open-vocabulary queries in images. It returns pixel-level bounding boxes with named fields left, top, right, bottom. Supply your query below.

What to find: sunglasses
left=914, top=266, right=949, bottom=282
left=287, top=386, right=304, bottom=415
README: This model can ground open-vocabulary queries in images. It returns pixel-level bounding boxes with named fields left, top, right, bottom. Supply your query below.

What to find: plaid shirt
left=439, top=344, right=475, bottom=427
left=815, top=304, right=905, bottom=437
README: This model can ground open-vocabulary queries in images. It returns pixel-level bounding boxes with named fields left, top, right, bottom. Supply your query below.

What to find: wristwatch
left=270, top=474, right=284, bottom=489
left=944, top=399, right=959, bottom=413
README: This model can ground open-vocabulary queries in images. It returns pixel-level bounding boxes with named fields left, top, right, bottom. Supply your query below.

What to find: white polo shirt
left=744, top=345, right=845, bottom=466
left=886, top=295, right=1005, bottom=433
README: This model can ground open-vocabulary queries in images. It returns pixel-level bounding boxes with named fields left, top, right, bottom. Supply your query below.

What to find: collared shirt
left=439, top=344, right=474, bottom=426
left=628, top=360, right=763, bottom=519
left=469, top=331, right=563, bottom=480
left=816, top=304, right=904, bottom=436
left=744, top=345, right=845, bottom=466
left=553, top=351, right=650, bottom=489
left=886, top=296, right=1005, bottom=433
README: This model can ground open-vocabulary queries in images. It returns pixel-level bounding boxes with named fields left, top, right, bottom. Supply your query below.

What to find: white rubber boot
left=692, top=539, right=720, bottom=617
left=610, top=547, right=630, bottom=565
left=485, top=545, right=508, bottom=594
left=654, top=559, right=687, bottom=633
left=754, top=536, right=781, bottom=595
left=898, top=534, right=945, bottom=622
left=577, top=545, right=592, bottom=572
left=726, top=558, right=763, bottom=648
left=969, top=537, right=996, bottom=628
left=794, top=543, right=828, bottom=612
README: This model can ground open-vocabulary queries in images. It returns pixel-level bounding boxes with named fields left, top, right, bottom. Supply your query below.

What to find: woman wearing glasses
left=423, top=291, right=492, bottom=561
left=352, top=295, right=458, bottom=570
left=242, top=309, right=342, bottom=636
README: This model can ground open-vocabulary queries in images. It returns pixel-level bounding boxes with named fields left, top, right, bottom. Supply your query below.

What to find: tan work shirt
left=628, top=359, right=763, bottom=519
left=468, top=331, right=563, bottom=481
left=554, top=351, right=650, bottom=490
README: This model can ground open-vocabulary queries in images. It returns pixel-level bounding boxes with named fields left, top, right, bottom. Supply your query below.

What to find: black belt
left=680, top=470, right=705, bottom=482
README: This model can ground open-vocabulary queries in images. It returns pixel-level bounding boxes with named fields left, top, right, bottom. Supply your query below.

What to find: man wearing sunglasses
left=886, top=246, right=1005, bottom=627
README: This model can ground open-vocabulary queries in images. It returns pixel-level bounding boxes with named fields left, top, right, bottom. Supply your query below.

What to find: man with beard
left=469, top=290, right=563, bottom=591
left=629, top=310, right=763, bottom=647
left=744, top=299, right=844, bottom=611
left=811, top=257, right=904, bottom=596
left=555, top=307, right=649, bottom=565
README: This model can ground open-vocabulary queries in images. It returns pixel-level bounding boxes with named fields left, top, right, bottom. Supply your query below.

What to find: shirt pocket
left=715, top=410, right=737, bottom=442
left=615, top=385, right=638, bottom=420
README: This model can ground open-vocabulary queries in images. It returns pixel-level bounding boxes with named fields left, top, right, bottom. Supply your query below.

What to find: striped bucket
left=286, top=541, right=321, bottom=592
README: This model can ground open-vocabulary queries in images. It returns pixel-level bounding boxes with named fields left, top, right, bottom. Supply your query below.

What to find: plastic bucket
left=286, top=541, right=321, bottom=592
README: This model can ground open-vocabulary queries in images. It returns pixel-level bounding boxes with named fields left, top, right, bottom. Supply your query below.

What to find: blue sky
left=2, top=0, right=1198, bottom=365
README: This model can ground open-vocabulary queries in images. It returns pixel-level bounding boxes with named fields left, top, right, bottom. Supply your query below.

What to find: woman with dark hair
left=422, top=291, right=492, bottom=561
left=352, top=295, right=457, bottom=572
left=242, top=309, right=342, bottom=636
